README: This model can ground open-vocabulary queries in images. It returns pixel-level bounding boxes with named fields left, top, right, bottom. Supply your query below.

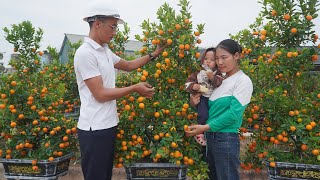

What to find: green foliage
left=47, top=46, right=80, bottom=109
left=232, top=0, right=320, bottom=170
left=3, top=21, right=43, bottom=73
left=109, top=22, right=130, bottom=59
left=67, top=41, right=82, bottom=64
left=114, top=0, right=209, bottom=179
left=47, top=46, right=60, bottom=63
left=0, top=21, right=78, bottom=162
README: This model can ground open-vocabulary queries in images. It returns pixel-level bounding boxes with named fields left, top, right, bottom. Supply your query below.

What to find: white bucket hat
left=83, top=1, right=124, bottom=24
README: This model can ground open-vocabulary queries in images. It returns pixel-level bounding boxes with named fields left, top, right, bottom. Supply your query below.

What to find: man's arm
left=114, top=45, right=166, bottom=71
left=85, top=75, right=154, bottom=103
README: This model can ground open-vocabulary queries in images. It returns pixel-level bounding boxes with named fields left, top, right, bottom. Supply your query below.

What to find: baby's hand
left=216, top=75, right=224, bottom=81
left=206, top=70, right=217, bottom=80
left=192, top=84, right=200, bottom=91
left=199, top=85, right=208, bottom=93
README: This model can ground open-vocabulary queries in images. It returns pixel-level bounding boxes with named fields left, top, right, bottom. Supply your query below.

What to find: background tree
left=109, top=22, right=131, bottom=59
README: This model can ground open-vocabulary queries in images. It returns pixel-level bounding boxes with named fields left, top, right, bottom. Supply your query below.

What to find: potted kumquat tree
left=0, top=21, right=78, bottom=179
left=114, top=0, right=209, bottom=179
left=231, top=0, right=320, bottom=179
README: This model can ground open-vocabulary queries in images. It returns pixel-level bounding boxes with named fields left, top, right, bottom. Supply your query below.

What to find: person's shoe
left=194, top=134, right=206, bottom=146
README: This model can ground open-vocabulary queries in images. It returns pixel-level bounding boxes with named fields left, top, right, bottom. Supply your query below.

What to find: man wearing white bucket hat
left=74, top=1, right=166, bottom=179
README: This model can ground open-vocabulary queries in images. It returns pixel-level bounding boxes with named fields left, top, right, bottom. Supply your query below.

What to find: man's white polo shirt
left=74, top=37, right=121, bottom=131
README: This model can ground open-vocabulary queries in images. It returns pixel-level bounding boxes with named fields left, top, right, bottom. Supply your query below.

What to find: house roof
left=66, top=34, right=86, bottom=44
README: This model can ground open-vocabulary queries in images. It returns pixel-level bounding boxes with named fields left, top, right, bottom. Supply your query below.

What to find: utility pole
left=0, top=51, right=4, bottom=60
left=0, top=52, right=5, bottom=73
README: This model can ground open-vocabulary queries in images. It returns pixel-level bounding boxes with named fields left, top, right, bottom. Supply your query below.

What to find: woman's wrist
left=203, top=124, right=211, bottom=132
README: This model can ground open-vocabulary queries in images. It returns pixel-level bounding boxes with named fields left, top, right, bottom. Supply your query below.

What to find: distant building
left=59, top=33, right=145, bottom=64
left=3, top=67, right=16, bottom=74
left=41, top=50, right=53, bottom=64
left=9, top=51, right=52, bottom=65
left=10, top=53, right=20, bottom=61
left=2, top=51, right=52, bottom=74
left=59, top=34, right=86, bottom=64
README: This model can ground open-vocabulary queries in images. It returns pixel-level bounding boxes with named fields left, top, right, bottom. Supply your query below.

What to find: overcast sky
left=0, top=0, right=319, bottom=67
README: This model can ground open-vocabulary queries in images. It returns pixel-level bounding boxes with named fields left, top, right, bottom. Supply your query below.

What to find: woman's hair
left=216, top=39, right=242, bottom=55
left=200, top=47, right=215, bottom=64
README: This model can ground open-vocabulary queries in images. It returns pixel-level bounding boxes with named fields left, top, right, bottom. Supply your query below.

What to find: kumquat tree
left=46, top=45, right=81, bottom=115
left=231, top=0, right=320, bottom=172
left=109, top=22, right=131, bottom=59
left=0, top=21, right=78, bottom=170
left=114, top=0, right=209, bottom=179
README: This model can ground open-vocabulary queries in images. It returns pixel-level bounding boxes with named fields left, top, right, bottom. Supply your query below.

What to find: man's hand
left=152, top=42, right=168, bottom=58
left=185, top=124, right=210, bottom=137
left=134, top=82, right=155, bottom=98
left=190, top=93, right=201, bottom=107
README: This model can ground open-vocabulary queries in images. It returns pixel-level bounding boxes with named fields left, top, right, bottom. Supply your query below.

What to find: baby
left=185, top=47, right=223, bottom=146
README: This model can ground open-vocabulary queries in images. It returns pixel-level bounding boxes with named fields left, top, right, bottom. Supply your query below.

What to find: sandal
left=194, top=134, right=206, bottom=146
